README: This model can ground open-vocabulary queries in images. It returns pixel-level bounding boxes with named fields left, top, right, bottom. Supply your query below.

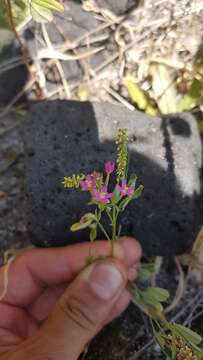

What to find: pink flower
left=80, top=175, right=96, bottom=191
left=105, top=161, right=115, bottom=174
left=116, top=180, right=134, bottom=197
left=93, top=185, right=113, bottom=205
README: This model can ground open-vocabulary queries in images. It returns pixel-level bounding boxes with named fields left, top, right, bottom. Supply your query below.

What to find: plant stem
left=6, top=0, right=31, bottom=75
left=105, top=173, right=110, bottom=186
left=111, top=206, right=117, bottom=256
left=97, top=221, right=111, bottom=242
left=106, top=209, right=113, bottom=223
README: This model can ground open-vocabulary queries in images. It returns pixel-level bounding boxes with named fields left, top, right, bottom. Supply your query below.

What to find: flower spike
left=116, top=128, right=128, bottom=181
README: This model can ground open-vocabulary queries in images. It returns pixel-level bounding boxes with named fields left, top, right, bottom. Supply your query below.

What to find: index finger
left=0, top=241, right=122, bottom=307
left=0, top=238, right=141, bottom=307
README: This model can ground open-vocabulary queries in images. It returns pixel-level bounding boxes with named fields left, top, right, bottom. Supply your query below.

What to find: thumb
left=34, top=260, right=127, bottom=360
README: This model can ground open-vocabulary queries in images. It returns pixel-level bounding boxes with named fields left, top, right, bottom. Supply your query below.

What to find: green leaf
left=143, top=296, right=163, bottom=312
left=119, top=185, right=143, bottom=212
left=119, top=196, right=132, bottom=211
left=131, top=185, right=144, bottom=200
left=128, top=174, right=137, bottom=187
left=146, top=104, right=158, bottom=116
left=174, top=324, right=202, bottom=346
left=31, top=0, right=64, bottom=12
left=30, top=3, right=53, bottom=22
left=0, top=0, right=64, bottom=28
left=132, top=284, right=142, bottom=302
left=140, top=262, right=155, bottom=273
left=124, top=78, right=149, bottom=110
left=156, top=334, right=165, bottom=350
left=111, top=187, right=121, bottom=205
left=138, top=286, right=169, bottom=313
left=70, top=221, right=90, bottom=231
left=0, top=0, right=28, bottom=28
left=138, top=262, right=155, bottom=280
left=142, top=287, right=170, bottom=303
left=177, top=79, right=203, bottom=112
left=189, top=342, right=203, bottom=358
left=70, top=213, right=96, bottom=232
left=163, top=347, right=173, bottom=359
left=0, top=1, right=10, bottom=28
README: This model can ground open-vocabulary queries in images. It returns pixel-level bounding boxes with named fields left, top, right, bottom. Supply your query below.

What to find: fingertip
left=128, top=266, right=138, bottom=282
left=119, top=237, right=142, bottom=267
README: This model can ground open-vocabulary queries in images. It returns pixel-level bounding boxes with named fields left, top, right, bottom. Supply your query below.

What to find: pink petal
left=80, top=180, right=88, bottom=190
left=101, top=185, right=108, bottom=193
left=122, top=180, right=127, bottom=187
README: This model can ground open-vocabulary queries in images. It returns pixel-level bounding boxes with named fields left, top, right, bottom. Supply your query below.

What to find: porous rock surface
left=23, top=100, right=202, bottom=256
left=0, top=40, right=27, bottom=106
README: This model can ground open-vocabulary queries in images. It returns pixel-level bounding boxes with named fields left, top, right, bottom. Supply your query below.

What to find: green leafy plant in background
left=177, top=79, right=203, bottom=112
left=124, top=77, right=158, bottom=116
left=177, top=60, right=203, bottom=115
left=63, top=128, right=203, bottom=359
left=28, top=0, right=64, bottom=23
left=123, top=61, right=203, bottom=122
left=0, top=0, right=64, bottom=28
left=0, top=0, right=64, bottom=86
left=0, top=0, right=27, bottom=28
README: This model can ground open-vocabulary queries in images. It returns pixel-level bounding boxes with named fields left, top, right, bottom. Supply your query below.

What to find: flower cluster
left=116, top=128, right=128, bottom=181
left=175, top=337, right=198, bottom=360
left=80, top=175, right=96, bottom=191
left=63, top=174, right=84, bottom=188
left=78, top=161, right=137, bottom=206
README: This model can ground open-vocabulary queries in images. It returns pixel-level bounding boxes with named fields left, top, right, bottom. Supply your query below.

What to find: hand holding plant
left=63, top=128, right=203, bottom=360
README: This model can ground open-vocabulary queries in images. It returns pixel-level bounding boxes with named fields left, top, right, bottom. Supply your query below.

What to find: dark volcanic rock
left=23, top=100, right=202, bottom=256
left=0, top=32, right=27, bottom=105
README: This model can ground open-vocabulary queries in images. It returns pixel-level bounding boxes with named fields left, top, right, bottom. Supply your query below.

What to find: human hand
left=0, top=238, right=141, bottom=360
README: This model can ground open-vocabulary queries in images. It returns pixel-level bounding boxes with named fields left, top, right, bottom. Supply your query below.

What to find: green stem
left=106, top=209, right=113, bottom=223
left=97, top=221, right=111, bottom=242
left=105, top=173, right=110, bottom=186
left=111, top=205, right=117, bottom=256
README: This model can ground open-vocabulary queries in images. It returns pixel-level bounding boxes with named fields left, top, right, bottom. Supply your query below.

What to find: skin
left=0, top=237, right=141, bottom=360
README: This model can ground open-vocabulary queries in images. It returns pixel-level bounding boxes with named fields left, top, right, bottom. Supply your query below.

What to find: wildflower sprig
left=65, top=167, right=143, bottom=255
left=63, top=128, right=203, bottom=360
